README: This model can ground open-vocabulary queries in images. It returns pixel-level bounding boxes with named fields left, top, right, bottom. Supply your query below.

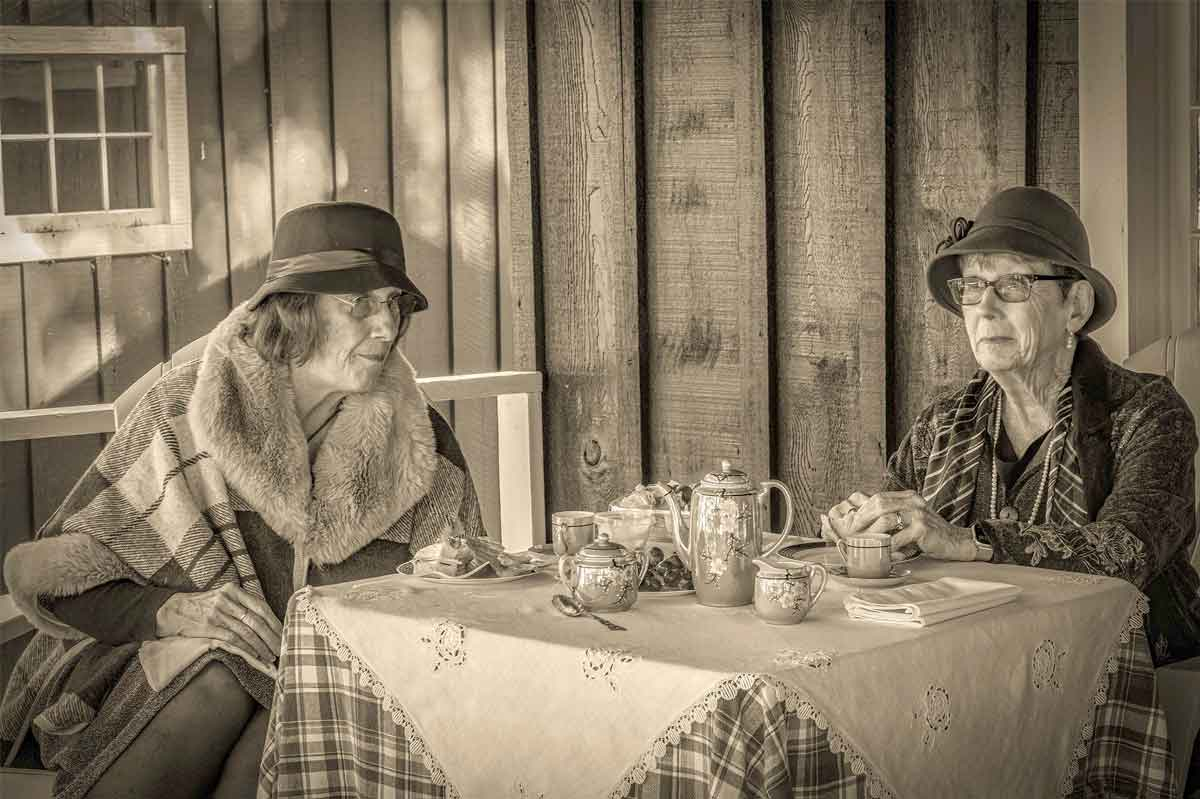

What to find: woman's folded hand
left=827, top=490, right=975, bottom=561
left=155, top=583, right=283, bottom=664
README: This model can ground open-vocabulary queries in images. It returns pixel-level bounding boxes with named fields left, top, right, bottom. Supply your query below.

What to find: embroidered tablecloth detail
left=914, top=685, right=952, bottom=747
left=422, top=620, right=467, bottom=672
left=1033, top=640, right=1067, bottom=691
left=582, top=648, right=635, bottom=692
left=259, top=563, right=1172, bottom=799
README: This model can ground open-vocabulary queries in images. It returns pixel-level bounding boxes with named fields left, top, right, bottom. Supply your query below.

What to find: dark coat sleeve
left=978, top=380, right=1198, bottom=589
left=45, top=581, right=177, bottom=645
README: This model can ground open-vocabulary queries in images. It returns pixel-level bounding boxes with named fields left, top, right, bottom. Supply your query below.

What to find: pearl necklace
left=989, top=391, right=1054, bottom=524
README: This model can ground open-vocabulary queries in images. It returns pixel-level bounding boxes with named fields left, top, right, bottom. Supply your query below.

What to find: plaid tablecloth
left=258, top=575, right=1175, bottom=799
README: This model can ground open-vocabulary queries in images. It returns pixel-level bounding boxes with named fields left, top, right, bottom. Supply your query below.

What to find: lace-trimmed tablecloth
left=258, top=561, right=1174, bottom=799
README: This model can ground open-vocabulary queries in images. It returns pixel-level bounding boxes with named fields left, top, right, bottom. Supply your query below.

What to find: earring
left=1065, top=331, right=1075, bottom=350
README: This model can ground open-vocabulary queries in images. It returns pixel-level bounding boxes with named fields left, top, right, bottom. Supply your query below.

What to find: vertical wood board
left=160, top=0, right=231, bottom=351
left=331, top=0, right=390, bottom=211
left=1035, top=0, right=1080, bottom=209
left=446, top=0, right=500, bottom=539
left=21, top=260, right=105, bottom=531
left=496, top=0, right=539, bottom=374
left=642, top=0, right=770, bottom=485
left=770, top=0, right=886, bottom=534
left=890, top=0, right=1028, bottom=444
left=0, top=265, right=32, bottom=590
left=267, top=0, right=334, bottom=217
left=218, top=0, right=274, bottom=304
left=390, top=0, right=452, bottom=385
left=534, top=0, right=642, bottom=513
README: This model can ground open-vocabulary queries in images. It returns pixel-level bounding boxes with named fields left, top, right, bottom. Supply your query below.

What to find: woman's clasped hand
left=825, top=490, right=976, bottom=561
left=155, top=583, right=283, bottom=664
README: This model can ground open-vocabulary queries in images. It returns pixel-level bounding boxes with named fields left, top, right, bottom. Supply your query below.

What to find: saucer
left=827, top=566, right=912, bottom=588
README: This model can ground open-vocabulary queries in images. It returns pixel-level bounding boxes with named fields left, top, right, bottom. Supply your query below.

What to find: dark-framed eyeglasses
left=331, top=292, right=420, bottom=335
left=947, top=274, right=1075, bottom=305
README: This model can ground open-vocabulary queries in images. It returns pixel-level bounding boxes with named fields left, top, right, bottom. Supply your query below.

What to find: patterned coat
left=0, top=304, right=485, bottom=797
left=885, top=338, right=1200, bottom=665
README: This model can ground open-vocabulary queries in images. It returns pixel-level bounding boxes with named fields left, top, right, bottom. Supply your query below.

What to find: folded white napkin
left=843, top=577, right=1021, bottom=627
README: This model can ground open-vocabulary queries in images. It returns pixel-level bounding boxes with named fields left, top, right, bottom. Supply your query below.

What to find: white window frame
left=0, top=26, right=190, bottom=264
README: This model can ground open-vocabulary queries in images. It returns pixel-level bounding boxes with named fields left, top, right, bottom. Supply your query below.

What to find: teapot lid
left=698, top=460, right=754, bottom=494
left=575, top=532, right=636, bottom=565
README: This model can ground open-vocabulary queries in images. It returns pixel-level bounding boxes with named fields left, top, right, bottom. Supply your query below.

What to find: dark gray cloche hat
left=925, top=186, right=1115, bottom=334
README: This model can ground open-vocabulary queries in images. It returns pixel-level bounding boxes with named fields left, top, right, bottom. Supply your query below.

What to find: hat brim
left=925, top=225, right=1116, bottom=334
left=246, top=261, right=429, bottom=313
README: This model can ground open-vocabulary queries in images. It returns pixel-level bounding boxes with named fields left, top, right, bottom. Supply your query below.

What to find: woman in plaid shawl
left=825, top=186, right=1200, bottom=668
left=1, top=202, right=487, bottom=798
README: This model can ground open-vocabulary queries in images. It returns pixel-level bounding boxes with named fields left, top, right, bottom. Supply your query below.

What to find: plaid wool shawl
left=1, top=304, right=484, bottom=787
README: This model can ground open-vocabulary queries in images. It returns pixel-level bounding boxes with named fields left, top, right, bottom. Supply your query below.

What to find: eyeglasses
left=947, top=274, right=1075, bottom=306
left=331, top=293, right=419, bottom=335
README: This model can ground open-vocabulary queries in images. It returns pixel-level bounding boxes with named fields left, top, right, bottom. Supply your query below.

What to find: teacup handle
left=836, top=539, right=849, bottom=563
left=558, top=556, right=576, bottom=590
left=807, top=563, right=828, bottom=605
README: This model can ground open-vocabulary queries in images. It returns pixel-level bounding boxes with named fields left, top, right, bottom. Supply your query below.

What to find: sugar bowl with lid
left=557, top=532, right=651, bottom=612
left=752, top=559, right=828, bottom=625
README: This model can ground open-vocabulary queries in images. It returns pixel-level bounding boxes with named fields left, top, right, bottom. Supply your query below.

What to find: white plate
left=396, top=560, right=549, bottom=585
left=639, top=588, right=695, bottom=598
left=827, top=566, right=912, bottom=588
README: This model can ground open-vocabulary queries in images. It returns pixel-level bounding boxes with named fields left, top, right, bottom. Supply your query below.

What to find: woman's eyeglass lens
left=947, top=274, right=1073, bottom=305
left=335, top=293, right=419, bottom=335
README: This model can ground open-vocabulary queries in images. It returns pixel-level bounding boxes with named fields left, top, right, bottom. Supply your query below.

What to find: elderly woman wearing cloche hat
left=0, top=202, right=487, bottom=797
left=824, top=186, right=1200, bottom=668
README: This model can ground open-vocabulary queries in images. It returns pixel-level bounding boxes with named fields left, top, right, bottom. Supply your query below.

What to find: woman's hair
left=239, top=293, right=323, bottom=364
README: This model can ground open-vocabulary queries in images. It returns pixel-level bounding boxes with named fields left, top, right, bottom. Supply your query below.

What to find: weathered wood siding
left=1, top=0, right=1081, bottom=572
left=0, top=0, right=518, bottom=570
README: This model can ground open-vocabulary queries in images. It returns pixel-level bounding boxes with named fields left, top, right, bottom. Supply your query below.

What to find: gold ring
left=893, top=512, right=905, bottom=532
left=239, top=611, right=250, bottom=624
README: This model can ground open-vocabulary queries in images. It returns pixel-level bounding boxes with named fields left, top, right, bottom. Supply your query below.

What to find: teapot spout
left=665, top=492, right=690, bottom=565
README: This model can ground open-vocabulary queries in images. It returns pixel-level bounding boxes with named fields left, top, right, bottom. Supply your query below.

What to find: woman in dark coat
left=826, top=186, right=1200, bottom=666
left=0, top=202, right=487, bottom=798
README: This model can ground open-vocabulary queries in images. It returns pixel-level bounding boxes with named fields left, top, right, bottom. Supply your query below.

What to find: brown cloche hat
left=246, top=201, right=429, bottom=312
left=925, top=186, right=1116, bottom=334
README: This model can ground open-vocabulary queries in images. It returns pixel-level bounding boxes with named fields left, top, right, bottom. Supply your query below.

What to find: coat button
left=999, top=506, right=1019, bottom=522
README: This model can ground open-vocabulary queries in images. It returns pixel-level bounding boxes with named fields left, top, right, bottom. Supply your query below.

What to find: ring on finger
left=238, top=610, right=250, bottom=625
left=892, top=512, right=905, bottom=533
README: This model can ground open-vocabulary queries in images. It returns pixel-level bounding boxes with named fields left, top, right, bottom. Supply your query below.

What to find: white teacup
left=836, top=532, right=893, bottom=578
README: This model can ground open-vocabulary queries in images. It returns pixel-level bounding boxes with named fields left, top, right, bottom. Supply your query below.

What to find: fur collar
left=188, top=304, right=438, bottom=565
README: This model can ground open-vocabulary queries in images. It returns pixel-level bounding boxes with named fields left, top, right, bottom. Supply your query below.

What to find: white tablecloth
left=291, top=560, right=1156, bottom=798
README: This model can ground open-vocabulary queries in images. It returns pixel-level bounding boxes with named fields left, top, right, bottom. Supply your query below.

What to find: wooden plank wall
left=1, top=0, right=1082, bottom=561
left=531, top=0, right=1079, bottom=526
left=0, top=0, right=515, bottom=559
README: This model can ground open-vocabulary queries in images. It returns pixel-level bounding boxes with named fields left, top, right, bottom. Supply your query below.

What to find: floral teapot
left=665, top=460, right=794, bottom=607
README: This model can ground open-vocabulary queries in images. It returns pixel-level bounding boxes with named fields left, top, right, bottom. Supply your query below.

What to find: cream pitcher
left=666, top=460, right=794, bottom=607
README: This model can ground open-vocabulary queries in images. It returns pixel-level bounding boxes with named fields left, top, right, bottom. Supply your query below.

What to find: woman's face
left=304, top=288, right=404, bottom=394
left=960, top=253, right=1073, bottom=376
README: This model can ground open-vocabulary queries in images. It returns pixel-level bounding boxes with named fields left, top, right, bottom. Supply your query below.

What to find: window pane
left=55, top=139, right=103, bottom=211
left=2, top=141, right=52, bottom=214
left=52, top=59, right=99, bottom=133
left=108, top=138, right=152, bottom=209
left=104, top=59, right=150, bottom=133
left=0, top=59, right=47, bottom=135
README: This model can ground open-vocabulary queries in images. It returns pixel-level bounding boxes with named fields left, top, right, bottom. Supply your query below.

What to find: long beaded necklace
left=988, top=391, right=1055, bottom=525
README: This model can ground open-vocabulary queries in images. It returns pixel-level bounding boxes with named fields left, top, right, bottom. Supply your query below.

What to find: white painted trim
left=0, top=404, right=118, bottom=442
left=0, top=222, right=191, bottom=264
left=1078, top=0, right=1130, bottom=362
left=497, top=390, right=546, bottom=549
left=0, top=25, right=185, bottom=55
left=417, top=370, right=542, bottom=402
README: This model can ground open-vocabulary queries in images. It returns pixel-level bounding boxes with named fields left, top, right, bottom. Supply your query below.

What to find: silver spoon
left=551, top=594, right=627, bottom=632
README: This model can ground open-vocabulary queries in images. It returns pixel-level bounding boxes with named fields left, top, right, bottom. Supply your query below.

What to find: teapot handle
left=665, top=493, right=690, bottom=565
left=759, top=479, right=795, bottom=560
left=558, top=555, right=576, bottom=590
